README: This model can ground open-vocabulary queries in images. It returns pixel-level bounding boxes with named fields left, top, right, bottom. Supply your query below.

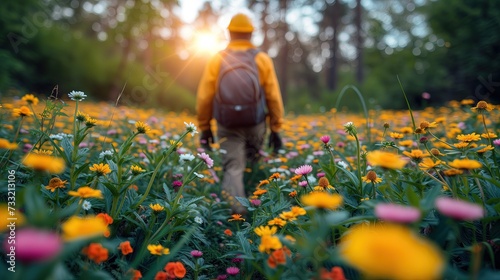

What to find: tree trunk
left=327, top=1, right=340, bottom=91
left=355, top=0, right=364, bottom=84
left=277, top=0, right=289, bottom=104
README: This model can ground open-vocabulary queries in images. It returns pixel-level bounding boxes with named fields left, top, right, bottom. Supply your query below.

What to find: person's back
left=196, top=12, right=284, bottom=214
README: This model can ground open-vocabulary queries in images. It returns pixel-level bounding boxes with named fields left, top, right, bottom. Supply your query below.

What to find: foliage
left=1, top=90, right=499, bottom=279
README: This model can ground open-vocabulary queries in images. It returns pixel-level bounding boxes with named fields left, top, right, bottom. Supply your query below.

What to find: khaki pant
left=217, top=121, right=266, bottom=213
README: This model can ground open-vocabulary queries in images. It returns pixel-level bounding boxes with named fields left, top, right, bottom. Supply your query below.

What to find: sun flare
left=193, top=31, right=224, bottom=55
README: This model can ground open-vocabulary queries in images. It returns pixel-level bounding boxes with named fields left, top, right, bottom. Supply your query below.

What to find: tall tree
left=425, top=0, right=500, bottom=102
left=355, top=0, right=364, bottom=84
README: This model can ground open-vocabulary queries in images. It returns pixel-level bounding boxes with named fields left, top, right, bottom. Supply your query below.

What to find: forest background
left=1, top=0, right=499, bottom=113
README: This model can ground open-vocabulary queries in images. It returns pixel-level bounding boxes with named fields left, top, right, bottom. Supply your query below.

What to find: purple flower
left=226, top=267, right=240, bottom=275
left=320, top=135, right=330, bottom=144
left=190, top=250, right=203, bottom=258
left=493, top=139, right=500, bottom=146
left=375, top=203, right=421, bottom=223
left=250, top=199, right=261, bottom=207
left=232, top=257, right=243, bottom=263
left=198, top=152, right=214, bottom=168
left=3, top=228, right=62, bottom=262
left=336, top=142, right=345, bottom=148
left=435, top=197, right=484, bottom=221
left=294, top=164, right=313, bottom=176
left=172, top=180, right=183, bottom=191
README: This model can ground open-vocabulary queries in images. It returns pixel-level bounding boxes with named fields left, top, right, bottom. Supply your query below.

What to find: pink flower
left=435, top=197, right=484, bottom=221
left=216, top=275, right=228, bottom=280
left=320, top=135, right=330, bottom=144
left=375, top=203, right=421, bottom=223
left=298, top=181, right=308, bottom=188
left=198, top=152, right=214, bottom=168
left=250, top=199, right=262, bottom=207
left=190, top=250, right=203, bottom=258
left=3, top=228, right=62, bottom=262
left=316, top=172, right=325, bottom=178
left=493, top=139, right=500, bottom=146
left=294, top=164, right=313, bottom=176
left=226, top=267, right=240, bottom=275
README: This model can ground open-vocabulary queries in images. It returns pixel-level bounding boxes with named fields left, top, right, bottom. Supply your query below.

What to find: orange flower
left=119, top=241, right=133, bottom=255
left=128, top=269, right=142, bottom=280
left=154, top=271, right=168, bottom=280
left=224, top=229, right=233, bottom=236
left=96, top=213, right=114, bottom=225
left=165, top=262, right=186, bottom=278
left=320, top=266, right=346, bottom=280
left=82, top=243, right=108, bottom=264
left=253, top=189, right=268, bottom=196
left=228, top=214, right=245, bottom=222
left=267, top=247, right=291, bottom=268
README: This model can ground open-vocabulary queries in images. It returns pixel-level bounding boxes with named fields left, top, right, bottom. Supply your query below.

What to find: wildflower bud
left=419, top=121, right=430, bottom=129
left=414, top=128, right=424, bottom=134
left=419, top=136, right=428, bottom=144
left=430, top=148, right=441, bottom=156
left=320, top=135, right=330, bottom=144
left=383, top=123, right=390, bottom=129
left=476, top=101, right=488, bottom=109
left=318, top=177, right=330, bottom=188
left=366, top=170, right=378, bottom=182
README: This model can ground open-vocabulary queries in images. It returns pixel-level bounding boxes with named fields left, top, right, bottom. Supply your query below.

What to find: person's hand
left=200, top=130, right=214, bottom=151
left=268, top=131, right=282, bottom=153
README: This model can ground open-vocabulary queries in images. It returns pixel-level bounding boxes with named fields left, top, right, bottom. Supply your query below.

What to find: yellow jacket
left=196, top=39, right=284, bottom=133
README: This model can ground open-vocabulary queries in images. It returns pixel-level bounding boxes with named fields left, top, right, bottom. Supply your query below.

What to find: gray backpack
left=213, top=49, right=266, bottom=127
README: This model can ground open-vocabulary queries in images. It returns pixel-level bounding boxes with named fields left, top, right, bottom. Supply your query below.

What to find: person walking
left=196, top=12, right=284, bottom=214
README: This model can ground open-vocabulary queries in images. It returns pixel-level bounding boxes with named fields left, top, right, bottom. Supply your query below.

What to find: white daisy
left=184, top=122, right=198, bottom=136
left=68, top=90, right=87, bottom=101
left=82, top=200, right=92, bottom=210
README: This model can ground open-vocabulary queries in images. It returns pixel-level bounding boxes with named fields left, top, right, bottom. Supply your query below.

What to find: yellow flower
left=62, top=215, right=109, bottom=241
left=22, top=153, right=65, bottom=174
left=290, top=206, right=306, bottom=216
left=477, top=145, right=494, bottom=154
left=301, top=192, right=343, bottom=210
left=147, top=244, right=170, bottom=255
left=398, top=140, right=414, bottom=147
left=481, top=132, right=497, bottom=139
left=453, top=142, right=470, bottom=149
left=253, top=189, right=267, bottom=196
left=89, top=163, right=112, bottom=176
left=0, top=138, right=17, bottom=150
left=366, top=150, right=408, bottom=169
left=22, top=94, right=39, bottom=105
left=131, top=165, right=145, bottom=175
left=258, top=235, right=282, bottom=253
left=402, top=149, right=428, bottom=162
left=419, top=121, right=438, bottom=129
left=135, top=121, right=150, bottom=134
left=461, top=99, right=475, bottom=105
left=254, top=226, right=278, bottom=237
left=443, top=168, right=464, bottom=176
left=149, top=203, right=164, bottom=212
left=339, top=223, right=444, bottom=280
left=279, top=211, right=298, bottom=221
left=361, top=170, right=382, bottom=184
left=418, top=158, right=443, bottom=170
left=68, top=186, right=103, bottom=199
left=12, top=106, right=33, bottom=117
left=389, top=132, right=404, bottom=139
left=268, top=218, right=287, bottom=227
left=85, top=117, right=98, bottom=128
left=228, top=214, right=245, bottom=222
left=471, top=100, right=494, bottom=112
left=0, top=204, right=25, bottom=232
left=257, top=179, right=270, bottom=187
left=456, top=132, right=481, bottom=142
left=448, top=159, right=482, bottom=170
left=45, top=177, right=67, bottom=192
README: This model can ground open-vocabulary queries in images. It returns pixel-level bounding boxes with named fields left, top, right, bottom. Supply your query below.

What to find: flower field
left=1, top=91, right=499, bottom=280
